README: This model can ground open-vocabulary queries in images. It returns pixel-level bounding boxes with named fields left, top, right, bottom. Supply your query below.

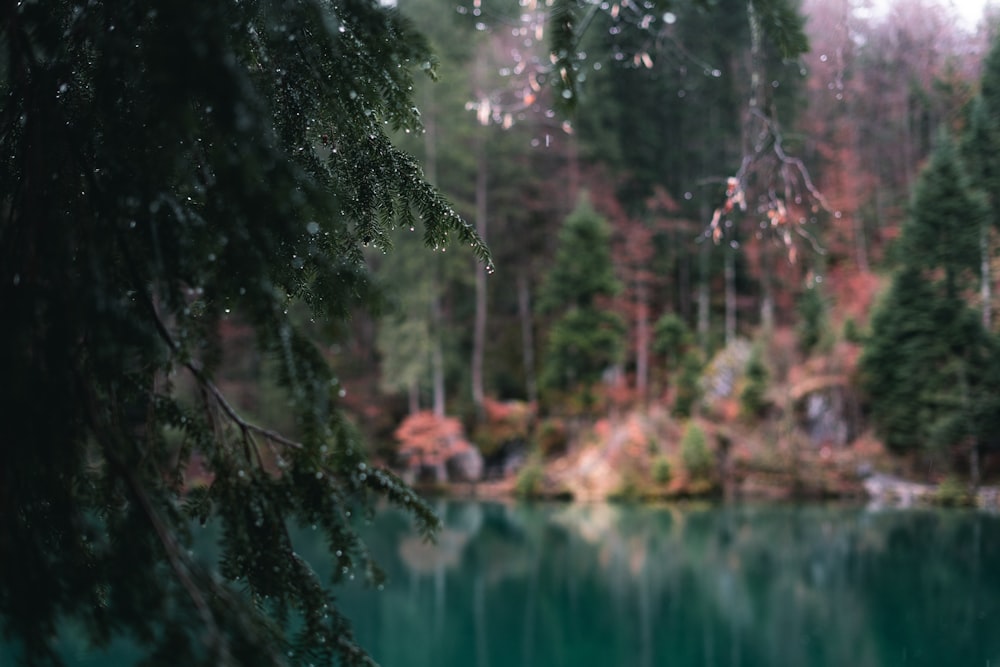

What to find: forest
left=3, top=0, right=1000, bottom=665
left=254, top=0, right=1000, bottom=503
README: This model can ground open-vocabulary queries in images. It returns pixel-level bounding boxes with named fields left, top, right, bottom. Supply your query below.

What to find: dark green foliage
left=550, top=0, right=808, bottom=114
left=656, top=313, right=700, bottom=414
left=680, top=421, right=712, bottom=481
left=934, top=476, right=976, bottom=507
left=843, top=317, right=862, bottom=344
left=537, top=196, right=620, bottom=313
left=541, top=307, right=626, bottom=391
left=862, top=128, right=1000, bottom=459
left=538, top=196, right=624, bottom=394
left=651, top=455, right=673, bottom=485
left=514, top=460, right=545, bottom=498
left=740, top=343, right=769, bottom=419
left=0, top=2, right=487, bottom=666
left=673, top=351, right=704, bottom=418
left=900, top=131, right=984, bottom=297
left=861, top=267, right=1000, bottom=454
left=751, top=0, right=809, bottom=59
left=654, top=313, right=694, bottom=369
left=796, top=284, right=827, bottom=355
left=964, top=32, right=1000, bottom=230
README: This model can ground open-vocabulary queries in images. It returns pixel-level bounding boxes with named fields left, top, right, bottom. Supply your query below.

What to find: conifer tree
left=862, top=132, right=1000, bottom=468
left=901, top=131, right=984, bottom=299
left=962, top=31, right=1000, bottom=327
left=538, top=196, right=624, bottom=395
left=0, top=2, right=487, bottom=665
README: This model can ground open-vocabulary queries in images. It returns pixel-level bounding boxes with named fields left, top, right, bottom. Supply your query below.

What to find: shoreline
left=424, top=474, right=1000, bottom=510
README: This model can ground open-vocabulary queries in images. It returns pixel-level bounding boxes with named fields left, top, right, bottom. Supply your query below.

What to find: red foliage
left=394, top=412, right=472, bottom=468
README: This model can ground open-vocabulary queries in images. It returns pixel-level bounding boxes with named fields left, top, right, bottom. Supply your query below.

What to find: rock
left=446, top=447, right=484, bottom=482
left=863, top=473, right=936, bottom=507
left=802, top=389, right=849, bottom=447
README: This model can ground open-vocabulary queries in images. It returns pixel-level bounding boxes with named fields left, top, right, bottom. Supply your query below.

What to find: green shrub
left=796, top=284, right=827, bottom=355
left=740, top=344, right=769, bottom=419
left=681, top=422, right=713, bottom=481
left=843, top=317, right=862, bottom=344
left=673, top=351, right=703, bottom=418
left=654, top=313, right=693, bottom=368
left=514, top=461, right=544, bottom=498
left=535, top=418, right=569, bottom=457
left=651, top=455, right=672, bottom=485
left=935, top=476, right=975, bottom=507
left=608, top=473, right=642, bottom=503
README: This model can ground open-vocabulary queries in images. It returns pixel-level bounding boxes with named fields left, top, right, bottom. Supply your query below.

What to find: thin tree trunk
left=678, top=226, right=691, bottom=321
left=471, top=130, right=488, bottom=413
left=981, top=222, right=991, bottom=329
left=725, top=244, right=736, bottom=346
left=432, top=293, right=445, bottom=418
left=635, top=279, right=650, bottom=402
left=567, top=132, right=580, bottom=216
left=698, top=206, right=711, bottom=353
left=424, top=78, right=446, bottom=420
left=517, top=273, right=538, bottom=404
left=759, top=241, right=774, bottom=334
left=408, top=381, right=420, bottom=415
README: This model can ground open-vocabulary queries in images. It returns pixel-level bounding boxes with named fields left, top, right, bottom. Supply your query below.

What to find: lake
left=10, top=502, right=1000, bottom=666
left=339, top=501, right=1000, bottom=667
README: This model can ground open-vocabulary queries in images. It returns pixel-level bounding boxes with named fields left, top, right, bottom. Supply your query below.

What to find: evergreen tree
left=899, top=130, right=983, bottom=298
left=862, top=132, right=1000, bottom=465
left=0, top=2, right=487, bottom=666
left=740, top=342, right=769, bottom=419
left=796, top=283, right=827, bottom=355
left=538, top=196, right=624, bottom=395
left=962, top=31, right=1000, bottom=326
left=861, top=268, right=999, bottom=455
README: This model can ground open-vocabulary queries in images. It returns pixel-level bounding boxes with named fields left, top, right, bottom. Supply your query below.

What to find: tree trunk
left=698, top=204, right=711, bottom=352
left=725, top=243, right=736, bottom=346
left=408, top=380, right=420, bottom=415
left=635, top=279, right=650, bottom=402
left=759, top=241, right=774, bottom=334
left=423, top=80, right=447, bottom=419
left=517, top=273, right=538, bottom=404
left=981, top=221, right=991, bottom=329
left=471, top=129, right=488, bottom=413
left=431, top=293, right=446, bottom=418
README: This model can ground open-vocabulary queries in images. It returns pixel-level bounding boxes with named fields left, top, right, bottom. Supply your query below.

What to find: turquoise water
left=6, top=502, right=1000, bottom=666
left=339, top=502, right=1000, bottom=667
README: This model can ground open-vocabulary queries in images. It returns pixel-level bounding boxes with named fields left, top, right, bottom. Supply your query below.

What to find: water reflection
left=340, top=502, right=1000, bottom=667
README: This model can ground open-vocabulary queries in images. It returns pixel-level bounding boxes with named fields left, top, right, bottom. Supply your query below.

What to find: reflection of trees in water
left=341, top=503, right=1000, bottom=667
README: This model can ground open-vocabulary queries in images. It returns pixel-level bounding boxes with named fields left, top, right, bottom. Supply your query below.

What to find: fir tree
left=861, top=268, right=999, bottom=456
left=0, top=2, right=487, bottom=666
left=899, top=130, right=983, bottom=299
left=538, top=195, right=624, bottom=395
left=862, top=132, right=1000, bottom=466
left=962, top=31, right=1000, bottom=326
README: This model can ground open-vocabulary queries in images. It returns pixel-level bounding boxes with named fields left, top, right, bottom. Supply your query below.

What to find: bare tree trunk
left=981, top=222, right=991, bottom=329
left=424, top=80, right=446, bottom=420
left=759, top=241, right=774, bottom=334
left=725, top=244, right=736, bottom=346
left=635, top=280, right=650, bottom=402
left=432, top=293, right=446, bottom=418
left=517, top=273, right=538, bottom=404
left=408, top=381, right=420, bottom=415
left=471, top=130, right=488, bottom=413
left=678, top=227, right=691, bottom=320
left=470, top=48, right=490, bottom=415
left=698, top=205, right=711, bottom=352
